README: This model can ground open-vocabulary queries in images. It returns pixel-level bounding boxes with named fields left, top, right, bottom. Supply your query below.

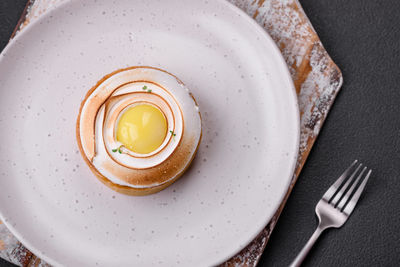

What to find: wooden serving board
left=0, top=0, right=343, bottom=266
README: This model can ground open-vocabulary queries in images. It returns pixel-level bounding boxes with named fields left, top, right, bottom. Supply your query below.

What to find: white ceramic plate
left=0, top=0, right=299, bottom=266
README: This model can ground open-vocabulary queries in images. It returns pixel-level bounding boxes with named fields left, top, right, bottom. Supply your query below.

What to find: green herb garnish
left=112, top=145, right=123, bottom=154
left=147, top=89, right=152, bottom=93
left=142, top=85, right=147, bottom=90
left=169, top=130, right=176, bottom=136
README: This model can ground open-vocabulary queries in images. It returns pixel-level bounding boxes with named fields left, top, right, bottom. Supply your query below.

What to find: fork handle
left=289, top=226, right=325, bottom=267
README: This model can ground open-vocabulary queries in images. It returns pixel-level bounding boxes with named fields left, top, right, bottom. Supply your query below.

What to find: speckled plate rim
left=0, top=0, right=300, bottom=265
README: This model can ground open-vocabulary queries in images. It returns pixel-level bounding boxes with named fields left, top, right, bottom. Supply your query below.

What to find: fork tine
left=337, top=166, right=367, bottom=210
left=343, top=169, right=372, bottom=215
left=322, top=160, right=358, bottom=201
left=330, top=163, right=362, bottom=205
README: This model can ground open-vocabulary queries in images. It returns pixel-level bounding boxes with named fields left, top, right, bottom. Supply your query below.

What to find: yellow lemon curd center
left=116, top=104, right=167, bottom=154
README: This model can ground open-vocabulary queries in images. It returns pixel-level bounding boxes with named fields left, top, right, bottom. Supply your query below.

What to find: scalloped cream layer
left=77, top=67, right=201, bottom=191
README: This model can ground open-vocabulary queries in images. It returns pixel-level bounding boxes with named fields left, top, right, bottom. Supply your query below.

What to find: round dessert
left=76, top=66, right=202, bottom=195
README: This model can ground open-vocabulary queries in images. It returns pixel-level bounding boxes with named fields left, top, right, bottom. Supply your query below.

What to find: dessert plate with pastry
left=0, top=0, right=299, bottom=266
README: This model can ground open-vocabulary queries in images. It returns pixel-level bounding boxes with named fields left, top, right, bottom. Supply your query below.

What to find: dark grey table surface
left=0, top=0, right=399, bottom=266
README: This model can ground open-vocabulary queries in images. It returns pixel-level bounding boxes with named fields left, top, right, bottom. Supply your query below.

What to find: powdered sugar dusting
left=20, top=0, right=62, bottom=30
left=222, top=0, right=342, bottom=266
left=0, top=222, right=31, bottom=266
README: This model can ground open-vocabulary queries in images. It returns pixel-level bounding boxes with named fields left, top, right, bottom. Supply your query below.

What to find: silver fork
left=289, top=160, right=372, bottom=267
